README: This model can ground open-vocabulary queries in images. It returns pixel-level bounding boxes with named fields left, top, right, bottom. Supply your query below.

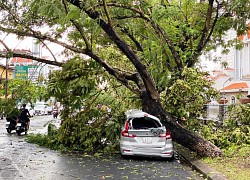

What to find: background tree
left=0, top=0, right=249, bottom=157
left=0, top=79, right=47, bottom=117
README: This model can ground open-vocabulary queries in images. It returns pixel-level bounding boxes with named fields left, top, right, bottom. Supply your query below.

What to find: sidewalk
left=175, top=144, right=228, bottom=180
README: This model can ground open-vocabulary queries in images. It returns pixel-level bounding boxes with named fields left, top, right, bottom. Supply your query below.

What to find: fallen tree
left=0, top=0, right=249, bottom=157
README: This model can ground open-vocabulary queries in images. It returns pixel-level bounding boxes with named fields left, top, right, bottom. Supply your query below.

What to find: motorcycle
left=6, top=116, right=18, bottom=133
left=16, top=118, right=29, bottom=136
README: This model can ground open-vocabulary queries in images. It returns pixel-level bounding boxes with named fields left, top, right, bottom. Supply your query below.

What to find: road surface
left=0, top=115, right=203, bottom=180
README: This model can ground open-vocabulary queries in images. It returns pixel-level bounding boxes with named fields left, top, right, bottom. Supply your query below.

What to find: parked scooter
left=6, top=116, right=18, bottom=133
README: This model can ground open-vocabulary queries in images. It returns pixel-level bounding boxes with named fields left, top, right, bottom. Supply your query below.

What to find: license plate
left=142, top=137, right=152, bottom=144
left=17, top=123, right=21, bottom=126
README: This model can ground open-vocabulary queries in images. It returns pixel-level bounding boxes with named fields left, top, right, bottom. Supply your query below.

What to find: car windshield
left=130, top=117, right=161, bottom=129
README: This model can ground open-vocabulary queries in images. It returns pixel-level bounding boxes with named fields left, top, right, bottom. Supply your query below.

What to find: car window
left=131, top=117, right=161, bottom=129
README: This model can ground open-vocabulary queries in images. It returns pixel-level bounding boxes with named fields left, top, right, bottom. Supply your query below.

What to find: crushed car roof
left=125, top=109, right=160, bottom=121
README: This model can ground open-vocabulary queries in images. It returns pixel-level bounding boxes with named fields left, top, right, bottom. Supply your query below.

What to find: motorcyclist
left=19, top=104, right=31, bottom=130
left=53, top=104, right=59, bottom=119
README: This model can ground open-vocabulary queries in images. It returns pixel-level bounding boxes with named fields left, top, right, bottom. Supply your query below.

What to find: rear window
left=130, top=117, right=161, bottom=129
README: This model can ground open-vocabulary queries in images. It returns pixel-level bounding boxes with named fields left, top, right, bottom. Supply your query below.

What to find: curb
left=175, top=144, right=228, bottom=180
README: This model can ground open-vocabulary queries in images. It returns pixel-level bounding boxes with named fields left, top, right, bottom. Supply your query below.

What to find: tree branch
left=116, top=24, right=143, bottom=52
left=196, top=0, right=215, bottom=55
left=62, top=0, right=91, bottom=50
left=0, top=27, right=141, bottom=95
left=0, top=52, right=63, bottom=67
left=102, top=0, right=112, bottom=27
left=85, top=49, right=140, bottom=95
left=192, top=0, right=219, bottom=67
left=102, top=2, right=184, bottom=72
left=39, top=40, right=58, bottom=62
left=0, top=39, right=11, bottom=52
left=67, top=0, right=159, bottom=100
left=0, top=26, right=87, bottom=54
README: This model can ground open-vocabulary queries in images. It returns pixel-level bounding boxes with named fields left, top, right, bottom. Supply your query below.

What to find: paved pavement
left=0, top=116, right=204, bottom=180
left=0, top=115, right=229, bottom=180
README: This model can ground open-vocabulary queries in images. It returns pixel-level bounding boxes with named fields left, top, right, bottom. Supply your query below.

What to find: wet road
left=0, top=116, right=203, bottom=180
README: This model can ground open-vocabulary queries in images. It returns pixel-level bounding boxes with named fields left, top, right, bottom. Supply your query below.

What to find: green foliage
left=198, top=104, right=250, bottom=150
left=0, top=98, right=20, bottom=118
left=162, top=67, right=219, bottom=119
left=0, top=78, right=47, bottom=104
left=26, top=124, right=62, bottom=150
left=46, top=59, right=144, bottom=153
left=57, top=108, right=124, bottom=153
left=226, top=104, right=250, bottom=126
left=46, top=61, right=141, bottom=153
left=47, top=58, right=99, bottom=111
left=0, top=79, right=47, bottom=116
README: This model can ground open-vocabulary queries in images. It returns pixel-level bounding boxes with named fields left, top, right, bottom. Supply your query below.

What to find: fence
left=203, top=104, right=228, bottom=122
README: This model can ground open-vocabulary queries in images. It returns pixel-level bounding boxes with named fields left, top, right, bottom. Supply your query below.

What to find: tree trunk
left=140, top=92, right=222, bottom=158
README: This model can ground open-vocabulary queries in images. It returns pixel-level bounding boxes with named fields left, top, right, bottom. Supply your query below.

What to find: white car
left=46, top=106, right=53, bottom=115
left=26, top=105, right=34, bottom=117
left=34, top=104, right=48, bottom=116
left=120, top=110, right=174, bottom=159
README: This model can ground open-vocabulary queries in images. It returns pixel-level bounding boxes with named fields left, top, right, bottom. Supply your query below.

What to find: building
left=208, top=23, right=250, bottom=105
left=9, top=49, right=33, bottom=66
left=0, top=49, right=59, bottom=83
left=220, top=82, right=250, bottom=104
left=236, top=23, right=250, bottom=80
left=0, top=63, right=14, bottom=81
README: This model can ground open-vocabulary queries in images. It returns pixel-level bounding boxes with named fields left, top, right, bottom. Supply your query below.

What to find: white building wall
left=221, top=46, right=235, bottom=69
left=212, top=76, right=233, bottom=90
left=236, top=34, right=250, bottom=80
left=235, top=47, right=241, bottom=80
left=221, top=30, right=236, bottom=68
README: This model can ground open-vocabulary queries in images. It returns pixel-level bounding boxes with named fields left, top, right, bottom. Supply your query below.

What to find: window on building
left=231, top=96, right=236, bottom=104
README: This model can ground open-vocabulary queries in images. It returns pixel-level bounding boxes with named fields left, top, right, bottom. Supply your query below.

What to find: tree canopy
left=0, top=0, right=250, bottom=157
left=0, top=78, right=48, bottom=118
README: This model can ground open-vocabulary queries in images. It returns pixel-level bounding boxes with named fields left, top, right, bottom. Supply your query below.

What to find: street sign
left=14, top=65, right=39, bottom=82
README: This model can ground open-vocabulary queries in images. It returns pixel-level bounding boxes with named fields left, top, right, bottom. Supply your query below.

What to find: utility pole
left=5, top=57, right=8, bottom=99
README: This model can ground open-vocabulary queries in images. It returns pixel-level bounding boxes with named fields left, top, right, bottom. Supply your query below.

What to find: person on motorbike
left=19, top=104, right=31, bottom=130
left=53, top=103, right=59, bottom=119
